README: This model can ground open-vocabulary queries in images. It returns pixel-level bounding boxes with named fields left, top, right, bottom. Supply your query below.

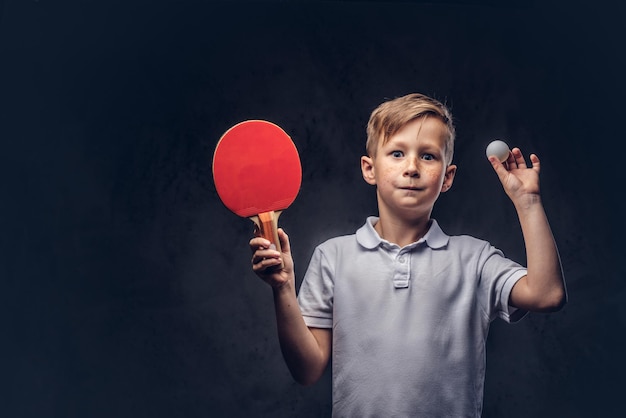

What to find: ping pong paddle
left=212, top=120, right=302, bottom=265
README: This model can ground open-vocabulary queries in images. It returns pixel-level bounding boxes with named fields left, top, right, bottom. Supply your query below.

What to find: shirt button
left=398, top=256, right=406, bottom=263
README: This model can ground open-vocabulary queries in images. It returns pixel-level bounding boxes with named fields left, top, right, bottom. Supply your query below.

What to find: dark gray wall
left=2, top=0, right=624, bottom=417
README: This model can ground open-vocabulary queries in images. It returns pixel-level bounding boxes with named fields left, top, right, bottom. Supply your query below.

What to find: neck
left=374, top=215, right=432, bottom=248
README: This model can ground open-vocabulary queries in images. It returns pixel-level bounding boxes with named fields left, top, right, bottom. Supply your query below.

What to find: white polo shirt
left=298, top=217, right=527, bottom=418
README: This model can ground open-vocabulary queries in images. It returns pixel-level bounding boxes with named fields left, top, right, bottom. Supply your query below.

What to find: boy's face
left=361, top=116, right=456, bottom=222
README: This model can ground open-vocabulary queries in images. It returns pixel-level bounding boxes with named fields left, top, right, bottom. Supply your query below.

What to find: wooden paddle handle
left=253, top=211, right=283, bottom=268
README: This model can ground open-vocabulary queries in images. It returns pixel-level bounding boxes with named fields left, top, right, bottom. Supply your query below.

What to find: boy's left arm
left=489, top=148, right=567, bottom=312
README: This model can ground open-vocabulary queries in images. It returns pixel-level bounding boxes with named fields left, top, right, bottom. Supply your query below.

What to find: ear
left=361, top=155, right=377, bottom=185
left=441, top=164, right=457, bottom=193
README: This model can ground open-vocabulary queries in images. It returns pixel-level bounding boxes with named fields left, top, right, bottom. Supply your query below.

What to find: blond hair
left=366, top=93, right=456, bottom=164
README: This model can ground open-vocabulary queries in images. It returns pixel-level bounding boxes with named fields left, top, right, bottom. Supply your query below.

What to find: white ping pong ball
left=486, top=140, right=510, bottom=162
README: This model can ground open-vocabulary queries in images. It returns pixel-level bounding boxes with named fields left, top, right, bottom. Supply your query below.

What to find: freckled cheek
left=422, top=167, right=445, bottom=184
left=379, top=167, right=397, bottom=184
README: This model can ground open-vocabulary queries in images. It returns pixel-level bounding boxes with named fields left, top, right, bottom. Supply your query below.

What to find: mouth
left=399, top=185, right=423, bottom=191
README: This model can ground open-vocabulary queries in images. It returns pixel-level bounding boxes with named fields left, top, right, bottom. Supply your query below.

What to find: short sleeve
left=478, top=243, right=528, bottom=323
left=297, top=246, right=334, bottom=329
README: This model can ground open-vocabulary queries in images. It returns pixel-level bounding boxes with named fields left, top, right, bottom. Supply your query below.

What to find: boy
left=250, top=93, right=566, bottom=417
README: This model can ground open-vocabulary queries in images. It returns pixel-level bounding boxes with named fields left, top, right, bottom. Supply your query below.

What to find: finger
left=252, top=245, right=281, bottom=261
left=530, top=153, right=541, bottom=174
left=252, top=255, right=282, bottom=272
left=504, top=149, right=516, bottom=169
left=511, top=147, right=527, bottom=168
left=249, top=236, right=272, bottom=252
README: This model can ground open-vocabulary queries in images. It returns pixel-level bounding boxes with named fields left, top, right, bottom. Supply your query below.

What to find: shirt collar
left=356, top=216, right=449, bottom=250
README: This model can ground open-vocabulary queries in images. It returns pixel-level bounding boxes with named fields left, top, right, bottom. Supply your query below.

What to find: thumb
left=277, top=228, right=291, bottom=255
left=488, top=155, right=509, bottom=184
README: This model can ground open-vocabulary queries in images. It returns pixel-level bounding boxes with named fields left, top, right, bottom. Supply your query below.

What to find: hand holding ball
left=486, top=140, right=510, bottom=162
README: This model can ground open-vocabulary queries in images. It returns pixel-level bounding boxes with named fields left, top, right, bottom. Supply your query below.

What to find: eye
left=391, top=150, right=404, bottom=158
left=421, top=153, right=435, bottom=161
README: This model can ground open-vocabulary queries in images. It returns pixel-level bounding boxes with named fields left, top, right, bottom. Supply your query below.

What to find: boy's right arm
left=250, top=229, right=332, bottom=386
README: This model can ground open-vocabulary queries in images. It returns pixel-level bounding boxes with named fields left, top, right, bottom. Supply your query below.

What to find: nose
left=404, top=156, right=419, bottom=177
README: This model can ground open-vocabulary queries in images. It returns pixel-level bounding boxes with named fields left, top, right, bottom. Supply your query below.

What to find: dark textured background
left=1, top=0, right=624, bottom=416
